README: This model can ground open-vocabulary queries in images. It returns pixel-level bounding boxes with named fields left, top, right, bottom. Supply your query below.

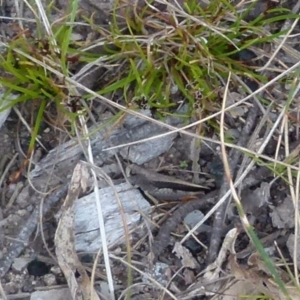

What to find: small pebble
left=50, top=266, right=62, bottom=275
left=12, top=257, right=31, bottom=272
left=17, top=209, right=27, bottom=217
left=142, top=262, right=170, bottom=286
left=43, top=274, right=56, bottom=286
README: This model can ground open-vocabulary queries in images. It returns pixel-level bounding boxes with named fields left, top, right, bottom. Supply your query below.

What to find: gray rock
left=12, top=257, right=31, bottom=272
left=30, top=288, right=72, bottom=300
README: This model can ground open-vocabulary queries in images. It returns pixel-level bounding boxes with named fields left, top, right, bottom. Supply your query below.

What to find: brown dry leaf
left=54, top=162, right=100, bottom=300
left=187, top=227, right=299, bottom=299
left=218, top=280, right=259, bottom=300
left=173, top=242, right=198, bottom=269
left=270, top=196, right=295, bottom=229
left=229, top=253, right=271, bottom=296
left=176, top=229, right=239, bottom=299
left=266, top=279, right=300, bottom=300
left=183, top=269, right=195, bottom=286
left=200, top=228, right=239, bottom=296
left=286, top=232, right=300, bottom=272
left=180, top=228, right=300, bottom=300
left=241, top=182, right=270, bottom=214
left=229, top=252, right=300, bottom=300
left=247, top=252, right=291, bottom=281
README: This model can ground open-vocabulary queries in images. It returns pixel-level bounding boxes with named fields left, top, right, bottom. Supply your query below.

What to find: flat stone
left=30, top=288, right=72, bottom=300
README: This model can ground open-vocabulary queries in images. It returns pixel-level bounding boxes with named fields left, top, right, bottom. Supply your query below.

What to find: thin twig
left=152, top=190, right=218, bottom=260
left=207, top=95, right=259, bottom=264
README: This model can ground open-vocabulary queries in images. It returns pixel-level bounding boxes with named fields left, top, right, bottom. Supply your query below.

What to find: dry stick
left=152, top=190, right=219, bottom=260
left=0, top=182, right=69, bottom=278
left=207, top=102, right=259, bottom=264
left=147, top=143, right=300, bottom=259
left=151, top=161, right=277, bottom=260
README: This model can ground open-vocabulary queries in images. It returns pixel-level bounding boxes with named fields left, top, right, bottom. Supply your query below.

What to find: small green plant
left=0, top=1, right=88, bottom=154
left=88, top=0, right=298, bottom=124
left=179, top=160, right=188, bottom=169
left=0, top=0, right=297, bottom=147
